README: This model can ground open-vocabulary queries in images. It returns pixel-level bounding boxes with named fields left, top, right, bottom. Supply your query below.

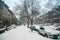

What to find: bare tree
left=15, top=0, right=40, bottom=27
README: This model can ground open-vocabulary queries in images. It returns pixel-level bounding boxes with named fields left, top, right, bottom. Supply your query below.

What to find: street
left=0, top=25, right=56, bottom=40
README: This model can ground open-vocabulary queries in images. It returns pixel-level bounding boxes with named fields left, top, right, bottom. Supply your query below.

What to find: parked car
left=30, top=26, right=38, bottom=32
left=7, top=24, right=16, bottom=31
left=38, top=26, right=60, bottom=39
left=56, top=28, right=60, bottom=31
left=10, top=24, right=16, bottom=28
left=49, top=24, right=60, bottom=31
left=0, top=24, right=5, bottom=34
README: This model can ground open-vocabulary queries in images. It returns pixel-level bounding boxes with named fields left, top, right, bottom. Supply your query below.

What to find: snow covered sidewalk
left=0, top=25, right=54, bottom=40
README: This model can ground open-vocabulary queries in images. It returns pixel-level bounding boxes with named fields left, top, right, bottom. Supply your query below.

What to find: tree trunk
left=27, top=18, right=29, bottom=28
left=31, top=17, right=33, bottom=26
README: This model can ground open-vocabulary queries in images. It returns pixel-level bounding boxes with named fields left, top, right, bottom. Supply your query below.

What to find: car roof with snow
left=33, top=25, right=40, bottom=29
left=43, top=26, right=60, bottom=34
left=49, top=24, right=60, bottom=29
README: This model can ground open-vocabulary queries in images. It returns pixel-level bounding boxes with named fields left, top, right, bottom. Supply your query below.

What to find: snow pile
left=0, top=25, right=54, bottom=40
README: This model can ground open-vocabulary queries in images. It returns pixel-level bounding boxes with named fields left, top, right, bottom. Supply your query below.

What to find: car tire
left=44, top=34, right=48, bottom=38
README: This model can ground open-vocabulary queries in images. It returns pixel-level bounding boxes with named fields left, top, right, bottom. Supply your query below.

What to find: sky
left=2, top=0, right=21, bottom=10
left=2, top=0, right=60, bottom=17
left=2, top=0, right=60, bottom=10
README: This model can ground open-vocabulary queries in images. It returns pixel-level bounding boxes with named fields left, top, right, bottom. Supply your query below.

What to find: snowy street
left=0, top=0, right=60, bottom=40
left=0, top=25, right=58, bottom=40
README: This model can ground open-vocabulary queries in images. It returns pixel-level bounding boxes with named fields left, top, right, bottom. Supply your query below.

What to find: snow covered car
left=7, top=24, right=16, bottom=31
left=0, top=24, right=5, bottom=34
left=49, top=24, right=60, bottom=31
left=10, top=24, right=16, bottom=28
left=30, top=26, right=38, bottom=32
left=38, top=26, right=60, bottom=39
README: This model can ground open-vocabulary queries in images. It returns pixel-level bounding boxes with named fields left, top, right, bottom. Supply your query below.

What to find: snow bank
left=0, top=25, right=54, bottom=40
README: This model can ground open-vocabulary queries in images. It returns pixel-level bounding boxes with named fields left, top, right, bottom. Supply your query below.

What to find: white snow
left=44, top=26, right=60, bottom=35
left=0, top=25, right=54, bottom=40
